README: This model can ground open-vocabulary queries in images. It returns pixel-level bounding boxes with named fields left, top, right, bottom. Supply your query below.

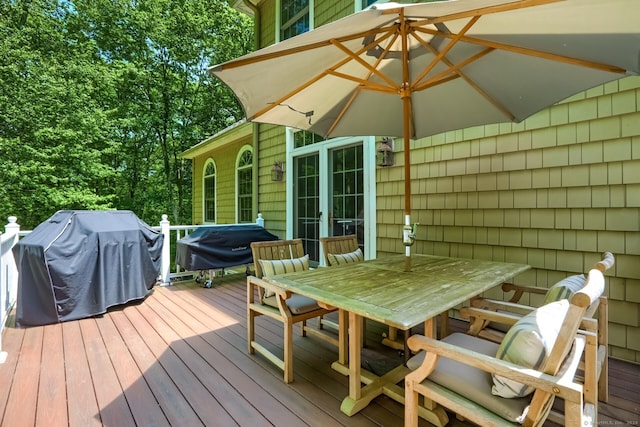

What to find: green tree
left=0, top=0, right=252, bottom=229
left=0, top=0, right=117, bottom=228
left=72, top=0, right=253, bottom=224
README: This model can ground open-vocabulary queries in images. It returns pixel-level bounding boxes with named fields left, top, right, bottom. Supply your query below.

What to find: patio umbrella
left=210, top=0, right=640, bottom=269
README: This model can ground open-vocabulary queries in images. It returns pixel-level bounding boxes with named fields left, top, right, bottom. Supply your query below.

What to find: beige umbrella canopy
left=210, top=0, right=640, bottom=268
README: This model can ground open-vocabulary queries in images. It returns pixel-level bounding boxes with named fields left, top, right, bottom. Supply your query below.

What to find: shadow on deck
left=0, top=273, right=638, bottom=426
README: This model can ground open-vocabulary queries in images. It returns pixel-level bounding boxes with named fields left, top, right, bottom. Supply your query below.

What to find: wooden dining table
left=263, top=253, right=530, bottom=425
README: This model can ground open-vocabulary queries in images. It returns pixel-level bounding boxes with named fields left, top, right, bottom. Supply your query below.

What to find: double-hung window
left=280, top=0, right=311, bottom=40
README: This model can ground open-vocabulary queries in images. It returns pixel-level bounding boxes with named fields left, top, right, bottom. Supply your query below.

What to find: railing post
left=0, top=228, right=4, bottom=364
left=1, top=216, right=20, bottom=363
left=256, top=212, right=264, bottom=227
left=160, top=214, right=171, bottom=286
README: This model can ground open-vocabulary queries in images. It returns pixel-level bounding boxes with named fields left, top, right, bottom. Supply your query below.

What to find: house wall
left=191, top=137, right=253, bottom=224
left=238, top=0, right=640, bottom=362
left=258, top=0, right=275, bottom=46
left=256, top=124, right=288, bottom=238
left=376, top=76, right=640, bottom=362
left=315, top=0, right=352, bottom=26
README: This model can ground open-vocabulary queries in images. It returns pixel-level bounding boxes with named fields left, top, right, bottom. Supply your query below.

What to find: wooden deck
left=0, top=273, right=638, bottom=426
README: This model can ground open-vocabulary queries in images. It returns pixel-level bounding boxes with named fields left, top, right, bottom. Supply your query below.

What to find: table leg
left=348, top=311, right=362, bottom=400
left=424, top=317, right=435, bottom=339
left=337, top=314, right=448, bottom=426
left=338, top=309, right=348, bottom=365
left=382, top=326, right=405, bottom=350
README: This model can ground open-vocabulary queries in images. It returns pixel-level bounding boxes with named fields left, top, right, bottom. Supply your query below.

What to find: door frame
left=285, top=131, right=377, bottom=261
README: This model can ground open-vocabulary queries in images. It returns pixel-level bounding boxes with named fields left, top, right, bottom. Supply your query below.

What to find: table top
left=264, top=254, right=530, bottom=330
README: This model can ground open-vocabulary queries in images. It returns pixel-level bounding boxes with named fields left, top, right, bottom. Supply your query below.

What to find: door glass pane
left=330, top=145, right=364, bottom=251
left=294, top=153, right=320, bottom=262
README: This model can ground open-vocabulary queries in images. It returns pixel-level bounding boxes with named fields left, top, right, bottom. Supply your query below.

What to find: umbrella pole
left=400, top=9, right=412, bottom=272
left=403, top=107, right=411, bottom=273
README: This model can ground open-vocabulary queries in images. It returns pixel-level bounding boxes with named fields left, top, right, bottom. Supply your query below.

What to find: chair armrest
left=247, top=276, right=292, bottom=300
left=461, top=306, right=524, bottom=337
left=405, top=334, right=584, bottom=402
left=470, top=297, right=537, bottom=315
left=501, top=282, right=548, bottom=303
left=460, top=306, right=523, bottom=326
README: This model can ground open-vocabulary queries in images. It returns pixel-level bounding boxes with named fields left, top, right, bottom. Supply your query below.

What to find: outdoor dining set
left=246, top=235, right=613, bottom=427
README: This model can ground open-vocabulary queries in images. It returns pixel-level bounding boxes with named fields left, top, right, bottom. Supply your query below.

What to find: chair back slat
left=319, top=235, right=359, bottom=266
left=251, top=239, right=305, bottom=278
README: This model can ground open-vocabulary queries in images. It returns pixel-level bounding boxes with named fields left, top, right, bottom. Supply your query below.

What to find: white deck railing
left=0, top=217, right=20, bottom=363
left=0, top=213, right=266, bottom=361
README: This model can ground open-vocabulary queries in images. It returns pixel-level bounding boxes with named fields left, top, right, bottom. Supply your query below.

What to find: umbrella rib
left=410, top=14, right=516, bottom=121
left=248, top=72, right=327, bottom=121
left=405, top=0, right=562, bottom=28
left=330, top=31, right=399, bottom=90
left=325, top=33, right=402, bottom=136
left=414, top=44, right=516, bottom=121
left=410, top=15, right=480, bottom=87
left=210, top=26, right=398, bottom=71
left=324, top=86, right=364, bottom=137
left=417, top=27, right=628, bottom=75
left=412, top=33, right=493, bottom=90
left=248, top=28, right=400, bottom=123
left=325, top=70, right=397, bottom=94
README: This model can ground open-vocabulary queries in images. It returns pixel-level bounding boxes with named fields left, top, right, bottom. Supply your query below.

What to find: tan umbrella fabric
left=210, top=0, right=640, bottom=266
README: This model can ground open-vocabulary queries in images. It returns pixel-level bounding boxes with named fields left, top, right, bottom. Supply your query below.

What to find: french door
left=287, top=135, right=376, bottom=265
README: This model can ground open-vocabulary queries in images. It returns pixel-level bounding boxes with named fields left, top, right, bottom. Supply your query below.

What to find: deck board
left=63, top=320, right=102, bottom=427
left=0, top=273, right=638, bottom=426
left=37, top=323, right=67, bottom=426
left=94, top=314, right=166, bottom=427
left=4, top=325, right=42, bottom=426
left=149, top=287, right=309, bottom=427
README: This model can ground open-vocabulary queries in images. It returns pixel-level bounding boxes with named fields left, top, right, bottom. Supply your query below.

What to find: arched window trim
left=236, top=146, right=254, bottom=223
left=203, top=158, right=217, bottom=223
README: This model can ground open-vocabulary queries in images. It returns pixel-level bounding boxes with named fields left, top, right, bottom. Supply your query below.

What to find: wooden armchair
left=405, top=267, right=606, bottom=427
left=319, top=234, right=363, bottom=343
left=461, top=252, right=614, bottom=405
left=319, top=234, right=362, bottom=266
left=247, top=239, right=338, bottom=383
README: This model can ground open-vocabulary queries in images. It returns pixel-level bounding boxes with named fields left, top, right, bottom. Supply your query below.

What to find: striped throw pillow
left=327, top=248, right=364, bottom=266
left=492, top=300, right=570, bottom=398
left=259, top=255, right=310, bottom=298
left=543, top=274, right=585, bottom=304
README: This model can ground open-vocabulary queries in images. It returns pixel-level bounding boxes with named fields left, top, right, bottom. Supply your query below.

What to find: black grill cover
left=175, top=224, right=278, bottom=271
left=13, top=210, right=163, bottom=327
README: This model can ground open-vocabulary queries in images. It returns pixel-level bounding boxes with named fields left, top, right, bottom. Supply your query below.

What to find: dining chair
left=461, top=252, right=614, bottom=405
left=248, top=239, right=338, bottom=383
left=319, top=234, right=362, bottom=267
left=318, top=234, right=364, bottom=347
left=404, top=266, right=606, bottom=427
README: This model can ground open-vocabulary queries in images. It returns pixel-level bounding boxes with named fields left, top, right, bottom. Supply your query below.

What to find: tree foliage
left=0, top=0, right=253, bottom=228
